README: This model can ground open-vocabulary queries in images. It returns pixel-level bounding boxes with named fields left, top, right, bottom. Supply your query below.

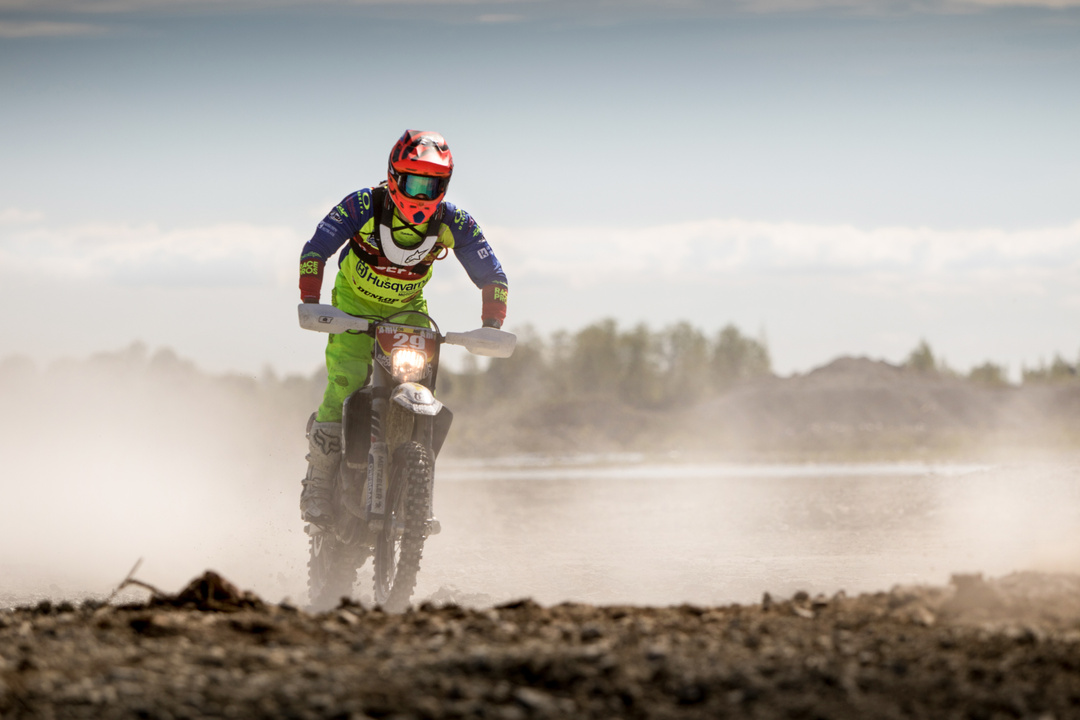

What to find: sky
left=1, top=0, right=1078, bottom=379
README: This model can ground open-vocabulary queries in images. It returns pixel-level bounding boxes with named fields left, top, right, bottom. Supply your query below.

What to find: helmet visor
left=399, top=173, right=448, bottom=200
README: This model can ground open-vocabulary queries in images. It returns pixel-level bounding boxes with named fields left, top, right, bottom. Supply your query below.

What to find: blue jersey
left=300, top=186, right=507, bottom=309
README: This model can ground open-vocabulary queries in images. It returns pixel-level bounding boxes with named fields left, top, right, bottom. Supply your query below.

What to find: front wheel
left=373, top=441, right=433, bottom=612
left=307, top=530, right=367, bottom=612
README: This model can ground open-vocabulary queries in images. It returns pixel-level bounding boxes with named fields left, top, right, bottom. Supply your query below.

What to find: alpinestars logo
left=404, top=247, right=429, bottom=265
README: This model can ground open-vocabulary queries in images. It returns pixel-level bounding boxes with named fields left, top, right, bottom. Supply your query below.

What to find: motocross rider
left=297, top=129, right=509, bottom=526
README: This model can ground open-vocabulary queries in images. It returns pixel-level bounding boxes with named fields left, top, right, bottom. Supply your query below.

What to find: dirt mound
left=454, top=355, right=1080, bottom=459
left=148, top=571, right=267, bottom=613
left=803, top=356, right=908, bottom=385
left=4, top=571, right=1080, bottom=718
left=707, top=356, right=1000, bottom=430
left=683, top=357, right=1080, bottom=459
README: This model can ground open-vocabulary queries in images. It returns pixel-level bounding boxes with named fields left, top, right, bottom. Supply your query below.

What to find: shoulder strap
left=371, top=184, right=389, bottom=226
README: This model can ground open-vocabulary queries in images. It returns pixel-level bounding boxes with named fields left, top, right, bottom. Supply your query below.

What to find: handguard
left=443, top=327, right=516, bottom=358
left=298, top=303, right=370, bottom=334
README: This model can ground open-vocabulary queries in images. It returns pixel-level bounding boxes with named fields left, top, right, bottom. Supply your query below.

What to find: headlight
left=391, top=347, right=427, bottom=383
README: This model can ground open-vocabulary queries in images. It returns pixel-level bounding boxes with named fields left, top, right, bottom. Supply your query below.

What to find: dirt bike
left=298, top=303, right=515, bottom=612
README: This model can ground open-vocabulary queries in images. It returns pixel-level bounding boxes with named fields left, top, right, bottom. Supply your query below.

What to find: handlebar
left=297, top=303, right=516, bottom=358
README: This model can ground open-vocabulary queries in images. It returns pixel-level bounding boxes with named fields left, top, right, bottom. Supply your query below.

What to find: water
left=2, top=457, right=1078, bottom=609
left=414, top=459, right=1080, bottom=607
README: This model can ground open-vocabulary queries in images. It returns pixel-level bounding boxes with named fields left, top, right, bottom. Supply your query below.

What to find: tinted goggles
left=398, top=173, right=448, bottom=200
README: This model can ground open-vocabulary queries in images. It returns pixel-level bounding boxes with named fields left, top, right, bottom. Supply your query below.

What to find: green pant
left=315, top=273, right=430, bottom=423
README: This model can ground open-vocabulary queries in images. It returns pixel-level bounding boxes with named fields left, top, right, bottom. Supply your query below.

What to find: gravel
left=3, top=570, right=1080, bottom=718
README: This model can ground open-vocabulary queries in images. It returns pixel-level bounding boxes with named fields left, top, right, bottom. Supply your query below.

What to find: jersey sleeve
left=299, top=189, right=376, bottom=302
left=442, top=202, right=509, bottom=326
left=442, top=203, right=508, bottom=289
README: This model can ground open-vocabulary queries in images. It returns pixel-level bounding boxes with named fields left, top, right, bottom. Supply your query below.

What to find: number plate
left=374, top=324, right=437, bottom=378
left=375, top=325, right=437, bottom=360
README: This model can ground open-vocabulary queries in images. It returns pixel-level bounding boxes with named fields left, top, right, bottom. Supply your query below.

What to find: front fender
left=390, top=382, right=443, bottom=416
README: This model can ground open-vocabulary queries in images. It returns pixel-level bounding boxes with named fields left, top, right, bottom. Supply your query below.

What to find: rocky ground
left=3, top=571, right=1080, bottom=719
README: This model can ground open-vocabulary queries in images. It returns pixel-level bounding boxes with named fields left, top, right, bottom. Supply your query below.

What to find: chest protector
left=340, top=186, right=446, bottom=308
left=373, top=185, right=445, bottom=268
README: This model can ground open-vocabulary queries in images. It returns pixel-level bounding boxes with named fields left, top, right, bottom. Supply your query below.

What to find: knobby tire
left=373, top=441, right=433, bottom=612
left=308, top=532, right=369, bottom=612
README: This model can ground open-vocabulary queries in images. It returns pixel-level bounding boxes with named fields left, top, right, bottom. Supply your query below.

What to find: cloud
left=1, top=0, right=1077, bottom=16
left=0, top=216, right=298, bottom=288
left=456, top=217, right=1080, bottom=377
left=0, top=0, right=230, bottom=10
left=0, top=20, right=105, bottom=37
left=0, top=208, right=45, bottom=224
left=4, top=212, right=1078, bottom=294
left=491, top=218, right=1080, bottom=288
left=952, top=0, right=1080, bottom=6
left=476, top=12, right=526, bottom=22
left=1, top=210, right=1076, bottom=377
left=730, top=0, right=1080, bottom=10
left=0, top=0, right=521, bottom=10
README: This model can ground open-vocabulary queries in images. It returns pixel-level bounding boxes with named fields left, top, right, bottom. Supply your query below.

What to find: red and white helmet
left=387, top=130, right=453, bottom=224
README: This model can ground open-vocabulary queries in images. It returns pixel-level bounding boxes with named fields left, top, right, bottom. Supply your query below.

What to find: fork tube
left=366, top=367, right=390, bottom=531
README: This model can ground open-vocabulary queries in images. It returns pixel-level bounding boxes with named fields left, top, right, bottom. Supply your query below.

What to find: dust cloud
left=1, top=346, right=1078, bottom=610
left=0, top=347, right=313, bottom=606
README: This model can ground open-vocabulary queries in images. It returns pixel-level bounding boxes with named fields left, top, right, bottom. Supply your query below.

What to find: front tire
left=307, top=531, right=366, bottom=612
left=373, top=441, right=433, bottom=612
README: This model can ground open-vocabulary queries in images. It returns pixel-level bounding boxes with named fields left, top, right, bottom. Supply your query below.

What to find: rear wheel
left=373, top=441, right=433, bottom=612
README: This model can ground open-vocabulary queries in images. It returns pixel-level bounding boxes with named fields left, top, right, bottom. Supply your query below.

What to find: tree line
left=440, top=320, right=770, bottom=410
left=440, top=321, right=1080, bottom=408
left=1, top=325, right=1076, bottom=418
left=904, top=339, right=1080, bottom=386
left=441, top=323, right=1080, bottom=409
